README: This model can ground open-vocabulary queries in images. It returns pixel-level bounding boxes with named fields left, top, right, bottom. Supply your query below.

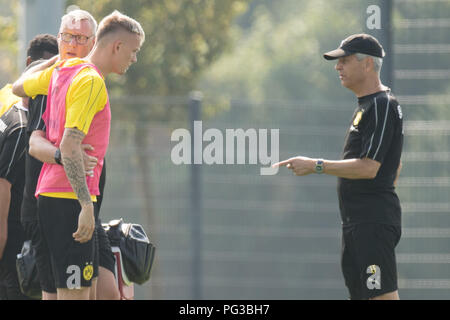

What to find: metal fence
left=100, top=93, right=450, bottom=300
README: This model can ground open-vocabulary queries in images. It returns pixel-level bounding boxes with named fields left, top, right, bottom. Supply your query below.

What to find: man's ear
left=112, top=40, right=122, bottom=54
left=26, top=56, right=32, bottom=67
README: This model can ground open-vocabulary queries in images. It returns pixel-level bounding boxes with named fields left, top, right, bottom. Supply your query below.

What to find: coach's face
left=58, top=19, right=95, bottom=60
left=112, top=33, right=141, bottom=75
left=335, top=54, right=366, bottom=90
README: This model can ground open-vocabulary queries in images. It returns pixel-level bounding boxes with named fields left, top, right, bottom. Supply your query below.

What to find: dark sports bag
left=16, top=240, right=42, bottom=299
left=103, top=219, right=155, bottom=285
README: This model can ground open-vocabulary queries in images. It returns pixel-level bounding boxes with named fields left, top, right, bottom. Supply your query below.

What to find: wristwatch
left=54, top=148, right=63, bottom=165
left=314, top=159, right=324, bottom=174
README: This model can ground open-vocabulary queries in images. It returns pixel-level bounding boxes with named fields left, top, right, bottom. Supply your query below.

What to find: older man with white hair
left=274, top=34, right=403, bottom=300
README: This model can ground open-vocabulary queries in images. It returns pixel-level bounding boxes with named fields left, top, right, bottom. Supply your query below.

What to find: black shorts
left=22, top=219, right=56, bottom=293
left=0, top=222, right=30, bottom=300
left=341, top=223, right=401, bottom=300
left=37, top=196, right=99, bottom=289
left=96, top=219, right=115, bottom=275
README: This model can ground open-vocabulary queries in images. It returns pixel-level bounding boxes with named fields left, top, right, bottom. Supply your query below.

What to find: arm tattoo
left=61, top=128, right=92, bottom=206
left=65, top=128, right=86, bottom=140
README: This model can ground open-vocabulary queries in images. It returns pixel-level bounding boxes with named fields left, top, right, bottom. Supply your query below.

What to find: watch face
left=315, top=160, right=324, bottom=173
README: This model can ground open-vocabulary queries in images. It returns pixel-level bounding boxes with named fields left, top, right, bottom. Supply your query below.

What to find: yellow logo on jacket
left=353, top=110, right=363, bottom=126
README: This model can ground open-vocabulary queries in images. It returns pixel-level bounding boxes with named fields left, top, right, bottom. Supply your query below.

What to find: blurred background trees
left=67, top=0, right=250, bottom=120
left=200, top=0, right=365, bottom=103
left=0, top=0, right=19, bottom=84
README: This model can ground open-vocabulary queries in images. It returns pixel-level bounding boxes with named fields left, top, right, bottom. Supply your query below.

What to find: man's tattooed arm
left=60, top=128, right=91, bottom=205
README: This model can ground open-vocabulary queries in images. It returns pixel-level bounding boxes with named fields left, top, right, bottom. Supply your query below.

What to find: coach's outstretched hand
left=272, top=156, right=316, bottom=176
left=73, top=203, right=95, bottom=243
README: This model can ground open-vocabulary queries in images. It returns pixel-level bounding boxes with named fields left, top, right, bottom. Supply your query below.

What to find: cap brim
left=323, top=48, right=352, bottom=60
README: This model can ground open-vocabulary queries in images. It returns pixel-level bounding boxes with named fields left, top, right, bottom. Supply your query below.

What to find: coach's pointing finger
left=272, top=159, right=292, bottom=168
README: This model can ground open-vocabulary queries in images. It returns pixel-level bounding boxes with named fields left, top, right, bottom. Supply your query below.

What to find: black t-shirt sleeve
left=360, top=97, right=397, bottom=163
left=27, top=95, right=47, bottom=134
left=0, top=128, right=27, bottom=184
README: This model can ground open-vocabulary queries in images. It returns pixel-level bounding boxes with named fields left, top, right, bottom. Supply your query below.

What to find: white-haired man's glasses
left=59, top=32, right=93, bottom=45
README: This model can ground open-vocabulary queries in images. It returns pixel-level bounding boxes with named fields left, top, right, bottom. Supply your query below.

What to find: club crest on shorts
left=366, top=264, right=381, bottom=290
left=83, top=264, right=94, bottom=281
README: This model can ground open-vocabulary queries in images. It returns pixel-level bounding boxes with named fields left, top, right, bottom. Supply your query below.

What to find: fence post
left=18, top=0, right=65, bottom=71
left=189, top=91, right=203, bottom=300
left=380, top=0, right=393, bottom=90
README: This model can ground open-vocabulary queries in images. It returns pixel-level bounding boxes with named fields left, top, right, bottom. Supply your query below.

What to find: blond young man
left=13, top=10, right=145, bottom=300
left=24, top=9, right=123, bottom=301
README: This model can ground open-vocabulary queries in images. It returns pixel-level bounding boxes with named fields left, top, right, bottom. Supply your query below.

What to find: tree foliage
left=68, top=0, right=250, bottom=121
left=199, top=0, right=367, bottom=103
left=0, top=0, right=19, bottom=85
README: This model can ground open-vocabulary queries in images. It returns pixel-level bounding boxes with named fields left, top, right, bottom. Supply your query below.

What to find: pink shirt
left=35, top=62, right=111, bottom=197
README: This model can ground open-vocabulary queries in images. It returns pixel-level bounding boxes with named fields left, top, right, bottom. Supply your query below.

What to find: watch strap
left=54, top=148, right=63, bottom=165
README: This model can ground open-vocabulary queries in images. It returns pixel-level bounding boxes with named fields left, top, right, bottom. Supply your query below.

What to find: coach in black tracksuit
left=274, top=34, right=403, bottom=300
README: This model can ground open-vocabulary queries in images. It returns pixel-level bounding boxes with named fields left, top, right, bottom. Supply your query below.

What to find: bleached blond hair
left=96, top=10, right=145, bottom=45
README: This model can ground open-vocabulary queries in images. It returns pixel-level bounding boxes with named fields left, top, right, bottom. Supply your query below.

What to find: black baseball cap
left=323, top=33, right=385, bottom=60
